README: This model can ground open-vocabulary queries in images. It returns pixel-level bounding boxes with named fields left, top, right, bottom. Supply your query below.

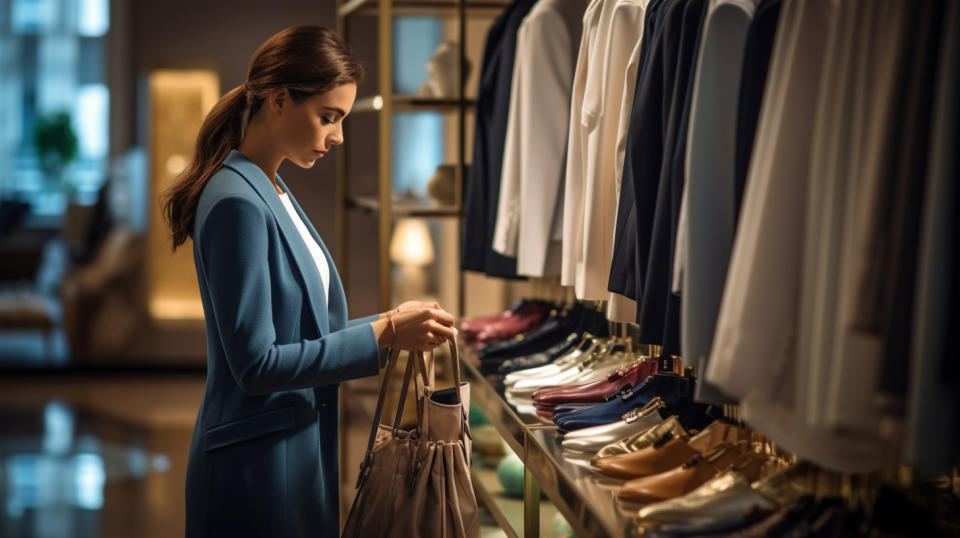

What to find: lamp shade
left=389, top=218, right=435, bottom=266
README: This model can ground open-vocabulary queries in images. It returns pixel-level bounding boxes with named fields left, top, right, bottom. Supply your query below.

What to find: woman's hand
left=373, top=306, right=456, bottom=351
left=390, top=300, right=441, bottom=315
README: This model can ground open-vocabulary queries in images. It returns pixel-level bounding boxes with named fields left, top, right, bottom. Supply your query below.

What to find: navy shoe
left=492, top=333, right=584, bottom=375
left=550, top=402, right=603, bottom=416
left=554, top=374, right=691, bottom=431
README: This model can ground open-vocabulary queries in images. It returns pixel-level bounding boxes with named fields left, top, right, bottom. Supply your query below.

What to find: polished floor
left=0, top=375, right=202, bottom=538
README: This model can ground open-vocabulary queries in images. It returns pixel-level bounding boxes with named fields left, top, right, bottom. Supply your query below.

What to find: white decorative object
left=418, top=42, right=470, bottom=98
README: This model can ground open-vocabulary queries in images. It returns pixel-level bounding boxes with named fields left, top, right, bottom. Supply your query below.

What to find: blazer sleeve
left=198, top=196, right=381, bottom=396
left=346, top=313, right=381, bottom=329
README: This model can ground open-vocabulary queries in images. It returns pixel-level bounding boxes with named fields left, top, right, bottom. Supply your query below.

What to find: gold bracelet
left=385, top=310, right=397, bottom=347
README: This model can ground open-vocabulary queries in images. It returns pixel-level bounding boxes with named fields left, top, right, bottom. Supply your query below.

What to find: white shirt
left=278, top=192, right=330, bottom=305
left=491, top=0, right=586, bottom=278
left=562, top=0, right=649, bottom=299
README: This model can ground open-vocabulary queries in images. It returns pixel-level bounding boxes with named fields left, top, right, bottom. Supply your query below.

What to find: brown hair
left=160, top=25, right=363, bottom=250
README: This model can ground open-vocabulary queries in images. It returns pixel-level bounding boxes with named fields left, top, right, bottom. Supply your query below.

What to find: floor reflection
left=0, top=377, right=203, bottom=538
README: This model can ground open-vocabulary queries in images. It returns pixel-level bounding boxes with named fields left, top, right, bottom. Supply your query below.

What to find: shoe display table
left=462, top=350, right=642, bottom=538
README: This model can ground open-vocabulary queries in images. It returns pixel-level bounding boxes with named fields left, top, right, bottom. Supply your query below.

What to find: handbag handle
left=356, top=347, right=427, bottom=486
left=356, top=347, right=400, bottom=489
left=420, top=338, right=469, bottom=440
left=390, top=350, right=430, bottom=437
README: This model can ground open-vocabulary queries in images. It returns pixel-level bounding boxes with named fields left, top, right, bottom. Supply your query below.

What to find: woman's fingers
left=428, top=320, right=456, bottom=341
left=429, top=308, right=456, bottom=327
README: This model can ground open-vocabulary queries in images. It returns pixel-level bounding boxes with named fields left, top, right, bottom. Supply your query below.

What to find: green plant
left=33, top=111, right=78, bottom=195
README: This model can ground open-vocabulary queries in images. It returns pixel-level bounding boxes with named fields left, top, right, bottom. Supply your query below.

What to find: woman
left=160, top=26, right=457, bottom=537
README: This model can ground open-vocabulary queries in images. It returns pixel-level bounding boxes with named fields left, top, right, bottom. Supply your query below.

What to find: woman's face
left=271, top=82, right=357, bottom=168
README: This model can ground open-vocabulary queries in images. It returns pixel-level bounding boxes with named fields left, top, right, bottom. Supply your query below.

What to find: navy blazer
left=184, top=149, right=381, bottom=538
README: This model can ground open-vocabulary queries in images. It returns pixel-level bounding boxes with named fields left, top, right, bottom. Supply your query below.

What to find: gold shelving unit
left=335, top=0, right=508, bottom=314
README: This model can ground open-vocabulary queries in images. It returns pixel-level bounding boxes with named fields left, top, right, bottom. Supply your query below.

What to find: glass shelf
left=460, top=346, right=643, bottom=538
left=339, top=0, right=511, bottom=18
left=352, top=94, right=477, bottom=113
left=346, top=194, right=462, bottom=218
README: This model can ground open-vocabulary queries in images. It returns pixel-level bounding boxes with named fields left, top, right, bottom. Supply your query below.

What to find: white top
left=562, top=0, right=650, bottom=299
left=491, top=0, right=586, bottom=278
left=278, top=192, right=330, bottom=304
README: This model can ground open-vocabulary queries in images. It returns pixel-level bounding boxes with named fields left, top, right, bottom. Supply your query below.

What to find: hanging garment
left=492, top=0, right=587, bottom=277
left=634, top=0, right=709, bottom=354
left=680, top=0, right=763, bottom=405
left=793, top=0, right=874, bottom=432
left=462, top=0, right=538, bottom=279
left=821, top=0, right=945, bottom=434
left=704, top=0, right=889, bottom=472
left=830, top=0, right=947, bottom=431
left=903, top=0, right=960, bottom=471
left=606, top=0, right=686, bottom=326
left=605, top=0, right=670, bottom=322
left=733, top=0, right=781, bottom=216
left=561, top=0, right=651, bottom=299
left=705, top=0, right=827, bottom=405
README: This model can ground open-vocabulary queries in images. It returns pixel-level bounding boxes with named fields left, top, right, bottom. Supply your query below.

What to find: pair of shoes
left=467, top=300, right=554, bottom=343
left=553, top=374, right=692, bottom=431
left=532, top=359, right=659, bottom=407
left=617, top=442, right=765, bottom=503
left=560, top=398, right=667, bottom=452
left=490, top=332, right=583, bottom=375
left=637, top=462, right=837, bottom=536
left=592, top=420, right=748, bottom=479
left=535, top=402, right=600, bottom=421
left=478, top=303, right=610, bottom=360
left=460, top=299, right=550, bottom=340
left=637, top=452, right=777, bottom=519
left=502, top=334, right=601, bottom=386
left=507, top=340, right=631, bottom=398
left=592, top=414, right=690, bottom=463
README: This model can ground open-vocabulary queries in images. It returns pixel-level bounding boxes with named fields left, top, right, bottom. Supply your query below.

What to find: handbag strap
left=356, top=346, right=401, bottom=489
left=390, top=349, right=427, bottom=437
left=446, top=338, right=472, bottom=447
left=446, top=338, right=463, bottom=403
left=421, top=339, right=469, bottom=437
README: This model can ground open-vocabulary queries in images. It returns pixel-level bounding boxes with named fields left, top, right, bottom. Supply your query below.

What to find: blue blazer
left=184, top=149, right=381, bottom=538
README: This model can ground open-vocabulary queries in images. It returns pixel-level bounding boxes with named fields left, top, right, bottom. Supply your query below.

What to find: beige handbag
left=342, top=340, right=479, bottom=538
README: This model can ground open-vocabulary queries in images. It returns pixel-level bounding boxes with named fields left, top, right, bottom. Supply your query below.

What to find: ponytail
left=160, top=25, right=363, bottom=251
left=160, top=85, right=249, bottom=250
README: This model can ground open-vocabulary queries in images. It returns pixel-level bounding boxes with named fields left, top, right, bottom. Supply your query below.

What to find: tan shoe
left=592, top=420, right=747, bottom=480
left=617, top=442, right=745, bottom=503
left=637, top=467, right=775, bottom=522
left=592, top=434, right=698, bottom=480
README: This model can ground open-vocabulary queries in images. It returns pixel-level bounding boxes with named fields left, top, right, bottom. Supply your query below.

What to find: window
left=0, top=0, right=110, bottom=215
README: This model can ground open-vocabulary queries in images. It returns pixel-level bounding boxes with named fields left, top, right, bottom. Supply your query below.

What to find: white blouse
left=278, top=192, right=330, bottom=304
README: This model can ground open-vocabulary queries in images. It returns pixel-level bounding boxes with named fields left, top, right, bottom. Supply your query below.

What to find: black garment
left=461, top=0, right=538, bottom=279
left=607, top=0, right=669, bottom=303
left=877, top=0, right=946, bottom=398
left=608, top=0, right=686, bottom=326
left=734, top=0, right=782, bottom=220
left=636, top=0, right=708, bottom=355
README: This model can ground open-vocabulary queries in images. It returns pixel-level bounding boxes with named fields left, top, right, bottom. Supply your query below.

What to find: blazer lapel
left=221, top=150, right=331, bottom=335
left=275, top=175, right=349, bottom=330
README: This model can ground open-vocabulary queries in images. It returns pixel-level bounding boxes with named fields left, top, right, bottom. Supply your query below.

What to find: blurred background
left=0, top=0, right=543, bottom=536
